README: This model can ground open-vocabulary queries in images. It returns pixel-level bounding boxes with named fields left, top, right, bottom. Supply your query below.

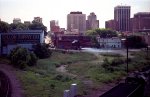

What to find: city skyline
left=0, top=0, right=150, bottom=30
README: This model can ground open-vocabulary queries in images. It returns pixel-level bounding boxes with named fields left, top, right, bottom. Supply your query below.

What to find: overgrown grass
left=16, top=51, right=97, bottom=97
left=15, top=50, right=150, bottom=97
left=100, top=53, right=123, bottom=57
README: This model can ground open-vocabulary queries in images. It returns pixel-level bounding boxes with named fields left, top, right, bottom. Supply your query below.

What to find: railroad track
left=0, top=70, right=11, bottom=97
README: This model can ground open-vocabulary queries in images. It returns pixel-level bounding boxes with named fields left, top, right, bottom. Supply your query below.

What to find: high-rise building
left=13, top=18, right=21, bottom=24
left=114, top=5, right=131, bottom=32
left=50, top=20, right=60, bottom=32
left=33, top=17, right=42, bottom=23
left=105, top=19, right=117, bottom=30
left=86, top=12, right=99, bottom=30
left=67, top=11, right=86, bottom=34
left=132, top=12, right=150, bottom=32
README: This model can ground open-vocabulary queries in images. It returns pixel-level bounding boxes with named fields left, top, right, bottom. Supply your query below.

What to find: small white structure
left=97, top=37, right=122, bottom=48
left=64, top=90, right=70, bottom=97
left=70, top=83, right=77, bottom=97
left=63, top=83, right=78, bottom=97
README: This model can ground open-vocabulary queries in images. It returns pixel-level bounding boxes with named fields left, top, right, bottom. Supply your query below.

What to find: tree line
left=0, top=20, right=47, bottom=34
left=86, top=28, right=148, bottom=48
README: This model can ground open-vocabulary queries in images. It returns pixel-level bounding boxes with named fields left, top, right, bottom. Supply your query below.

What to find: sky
left=0, top=0, right=150, bottom=31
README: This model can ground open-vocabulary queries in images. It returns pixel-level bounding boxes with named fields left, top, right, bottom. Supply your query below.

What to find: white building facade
left=97, top=37, right=122, bottom=49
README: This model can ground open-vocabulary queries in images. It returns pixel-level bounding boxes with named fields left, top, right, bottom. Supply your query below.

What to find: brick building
left=132, top=12, right=150, bottom=32
left=105, top=20, right=117, bottom=30
left=51, top=35, right=93, bottom=49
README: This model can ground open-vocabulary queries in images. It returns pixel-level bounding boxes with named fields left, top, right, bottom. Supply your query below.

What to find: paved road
left=81, top=48, right=141, bottom=57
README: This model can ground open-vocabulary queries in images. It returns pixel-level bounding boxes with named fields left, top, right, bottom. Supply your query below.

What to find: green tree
left=33, top=43, right=52, bottom=59
left=86, top=29, right=97, bottom=36
left=0, top=21, right=9, bottom=33
left=29, top=22, right=47, bottom=36
left=91, top=36, right=100, bottom=48
left=86, top=28, right=118, bottom=48
left=9, top=23, right=28, bottom=30
left=126, top=35, right=147, bottom=48
left=86, top=28, right=118, bottom=38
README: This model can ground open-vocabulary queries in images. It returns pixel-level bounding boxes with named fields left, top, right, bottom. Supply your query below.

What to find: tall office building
left=86, top=12, right=99, bottom=30
left=13, top=18, right=21, bottom=24
left=50, top=20, right=60, bottom=32
left=67, top=11, right=86, bottom=34
left=105, top=19, right=117, bottom=30
left=114, top=5, right=131, bottom=32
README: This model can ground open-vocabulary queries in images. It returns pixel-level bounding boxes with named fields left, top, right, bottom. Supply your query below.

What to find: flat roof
left=0, top=30, right=44, bottom=35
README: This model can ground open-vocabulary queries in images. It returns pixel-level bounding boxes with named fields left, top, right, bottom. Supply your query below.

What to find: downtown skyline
left=0, top=0, right=150, bottom=30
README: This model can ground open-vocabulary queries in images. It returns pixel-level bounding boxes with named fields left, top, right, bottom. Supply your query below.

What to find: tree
left=91, top=36, right=100, bottom=48
left=9, top=47, right=38, bottom=69
left=126, top=35, right=147, bottom=48
left=0, top=21, right=9, bottom=33
left=29, top=22, right=47, bottom=36
left=33, top=43, right=52, bottom=59
left=86, top=28, right=118, bottom=38
left=86, top=28, right=118, bottom=48
left=9, top=23, right=28, bottom=30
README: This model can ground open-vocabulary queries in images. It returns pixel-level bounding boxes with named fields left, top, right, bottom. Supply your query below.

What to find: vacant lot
left=15, top=50, right=150, bottom=97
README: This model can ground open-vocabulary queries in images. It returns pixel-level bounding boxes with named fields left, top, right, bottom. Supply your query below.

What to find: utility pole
left=126, top=37, right=128, bottom=74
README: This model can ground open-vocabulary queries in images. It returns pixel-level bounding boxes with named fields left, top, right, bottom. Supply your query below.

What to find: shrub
left=111, top=58, right=125, bottom=66
left=101, top=57, right=125, bottom=72
left=101, top=58, right=110, bottom=68
left=9, top=46, right=38, bottom=69
left=53, top=74, right=72, bottom=82
left=33, top=43, right=52, bottom=59
left=50, top=84, right=55, bottom=89
left=28, top=52, right=38, bottom=66
left=101, top=53, right=123, bottom=57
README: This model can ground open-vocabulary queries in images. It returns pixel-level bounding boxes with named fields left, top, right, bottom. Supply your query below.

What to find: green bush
left=101, top=57, right=126, bottom=72
left=101, top=53, right=123, bottom=57
left=111, top=58, right=125, bottom=66
left=33, top=43, right=52, bottom=59
left=28, top=52, right=38, bottom=66
left=9, top=46, right=38, bottom=69
left=53, top=74, right=72, bottom=82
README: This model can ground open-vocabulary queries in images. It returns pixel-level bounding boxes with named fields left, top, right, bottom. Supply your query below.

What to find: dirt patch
left=0, top=64, right=24, bottom=97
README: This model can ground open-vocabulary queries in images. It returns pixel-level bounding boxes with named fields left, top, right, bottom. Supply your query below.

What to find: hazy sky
left=0, top=0, right=150, bottom=30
